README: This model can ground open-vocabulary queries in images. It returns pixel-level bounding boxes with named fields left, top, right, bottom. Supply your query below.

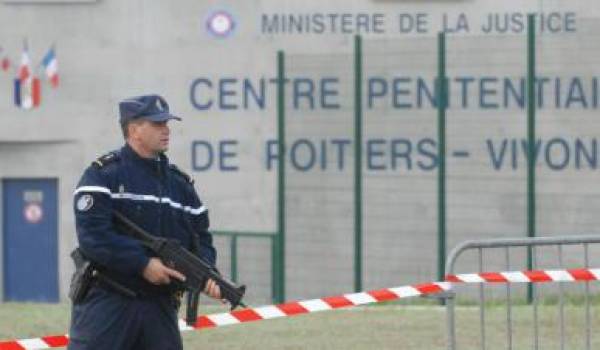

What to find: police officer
left=68, top=94, right=221, bottom=350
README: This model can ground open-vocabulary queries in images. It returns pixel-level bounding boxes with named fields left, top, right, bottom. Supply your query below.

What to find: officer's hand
left=142, top=258, right=186, bottom=285
left=204, top=278, right=222, bottom=300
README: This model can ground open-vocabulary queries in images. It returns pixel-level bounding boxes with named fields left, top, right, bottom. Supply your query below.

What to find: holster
left=68, top=248, right=95, bottom=304
left=69, top=248, right=137, bottom=304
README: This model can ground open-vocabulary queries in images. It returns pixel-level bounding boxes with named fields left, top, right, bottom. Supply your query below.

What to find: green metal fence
left=212, top=231, right=276, bottom=304
left=222, top=16, right=600, bottom=304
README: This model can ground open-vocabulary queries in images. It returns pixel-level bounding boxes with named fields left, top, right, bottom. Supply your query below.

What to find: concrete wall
left=0, top=0, right=599, bottom=302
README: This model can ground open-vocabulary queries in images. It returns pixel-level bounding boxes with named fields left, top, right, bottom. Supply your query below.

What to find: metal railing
left=445, top=235, right=600, bottom=350
left=212, top=230, right=277, bottom=302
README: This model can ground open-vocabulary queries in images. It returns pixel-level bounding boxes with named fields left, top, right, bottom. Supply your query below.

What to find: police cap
left=119, top=95, right=181, bottom=125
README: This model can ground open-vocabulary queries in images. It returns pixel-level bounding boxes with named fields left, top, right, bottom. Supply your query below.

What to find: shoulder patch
left=76, top=194, right=94, bottom=212
left=92, top=151, right=120, bottom=168
left=169, top=164, right=194, bottom=184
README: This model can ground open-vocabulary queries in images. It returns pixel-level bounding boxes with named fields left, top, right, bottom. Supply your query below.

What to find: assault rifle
left=113, top=210, right=247, bottom=323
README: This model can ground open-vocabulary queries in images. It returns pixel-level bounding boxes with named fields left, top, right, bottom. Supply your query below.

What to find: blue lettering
left=564, top=12, right=576, bottom=32
left=545, top=138, right=570, bottom=170
left=290, top=139, right=316, bottom=171
left=398, top=14, right=412, bottom=33
left=191, top=141, right=214, bottom=171
left=416, top=13, right=428, bottom=33
left=373, top=14, right=385, bottom=34
left=398, top=13, right=428, bottom=34
left=554, top=78, right=561, bottom=109
left=593, top=77, right=599, bottom=108
left=456, top=13, right=469, bottom=33
left=480, top=77, right=499, bottom=109
left=455, top=77, right=475, bottom=108
left=289, top=15, right=303, bottom=33
left=219, top=140, right=239, bottom=171
left=417, top=138, right=437, bottom=170
left=319, top=140, right=328, bottom=169
left=575, top=139, right=597, bottom=169
left=487, top=139, right=508, bottom=170
left=355, top=13, right=370, bottom=34
left=511, top=13, right=525, bottom=33
left=341, top=14, right=353, bottom=34
left=243, top=78, right=266, bottom=109
left=546, top=13, right=563, bottom=33
left=265, top=140, right=279, bottom=170
left=321, top=78, right=340, bottom=109
left=328, top=14, right=339, bottom=33
left=294, top=78, right=315, bottom=109
left=391, top=139, right=412, bottom=169
left=487, top=137, right=598, bottom=171
left=417, top=78, right=436, bottom=108
left=503, top=78, right=525, bottom=108
left=536, top=77, right=550, bottom=108
left=565, top=77, right=588, bottom=108
left=219, top=78, right=238, bottom=110
left=192, top=74, right=600, bottom=112
left=367, top=139, right=387, bottom=170
left=368, top=77, right=387, bottom=108
left=392, top=77, right=412, bottom=108
left=313, top=14, right=325, bottom=33
left=190, top=78, right=213, bottom=110
left=331, top=139, right=351, bottom=170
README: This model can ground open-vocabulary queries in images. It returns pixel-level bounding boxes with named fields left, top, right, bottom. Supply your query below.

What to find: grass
left=1, top=301, right=599, bottom=349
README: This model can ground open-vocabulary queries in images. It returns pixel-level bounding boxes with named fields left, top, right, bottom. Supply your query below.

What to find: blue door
left=2, top=179, right=58, bottom=302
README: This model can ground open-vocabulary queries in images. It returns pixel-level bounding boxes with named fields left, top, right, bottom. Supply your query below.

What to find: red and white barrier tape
left=0, top=282, right=449, bottom=350
left=445, top=268, right=600, bottom=284
left=179, top=282, right=449, bottom=332
left=1, top=267, right=598, bottom=350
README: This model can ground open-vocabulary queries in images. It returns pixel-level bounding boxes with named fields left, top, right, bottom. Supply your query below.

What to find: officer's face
left=128, top=120, right=170, bottom=156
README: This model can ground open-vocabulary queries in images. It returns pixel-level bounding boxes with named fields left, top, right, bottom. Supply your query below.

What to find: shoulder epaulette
left=169, top=164, right=194, bottom=184
left=92, top=151, right=120, bottom=168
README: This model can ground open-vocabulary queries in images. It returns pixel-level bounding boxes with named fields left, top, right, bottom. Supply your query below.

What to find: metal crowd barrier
left=444, top=235, right=600, bottom=350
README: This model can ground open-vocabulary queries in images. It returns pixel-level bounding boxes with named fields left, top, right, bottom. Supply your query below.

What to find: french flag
left=1, top=56, right=9, bottom=72
left=0, top=47, right=9, bottom=72
left=41, top=46, right=58, bottom=88
left=14, top=41, right=40, bottom=109
left=18, top=44, right=30, bottom=81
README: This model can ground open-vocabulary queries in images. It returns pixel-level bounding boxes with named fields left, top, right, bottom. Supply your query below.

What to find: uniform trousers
left=67, top=286, right=182, bottom=350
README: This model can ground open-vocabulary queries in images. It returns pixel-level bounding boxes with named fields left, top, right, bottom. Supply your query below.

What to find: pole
left=526, top=14, right=537, bottom=303
left=437, top=32, right=447, bottom=284
left=353, top=35, right=363, bottom=292
left=276, top=50, right=286, bottom=303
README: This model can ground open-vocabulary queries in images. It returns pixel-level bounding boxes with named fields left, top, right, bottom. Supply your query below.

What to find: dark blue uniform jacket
left=73, top=144, right=216, bottom=294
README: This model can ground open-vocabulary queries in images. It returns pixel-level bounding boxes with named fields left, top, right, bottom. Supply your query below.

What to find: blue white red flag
left=41, top=46, right=58, bottom=87
left=18, top=43, right=30, bottom=83
left=0, top=47, right=9, bottom=72
left=14, top=40, right=40, bottom=109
